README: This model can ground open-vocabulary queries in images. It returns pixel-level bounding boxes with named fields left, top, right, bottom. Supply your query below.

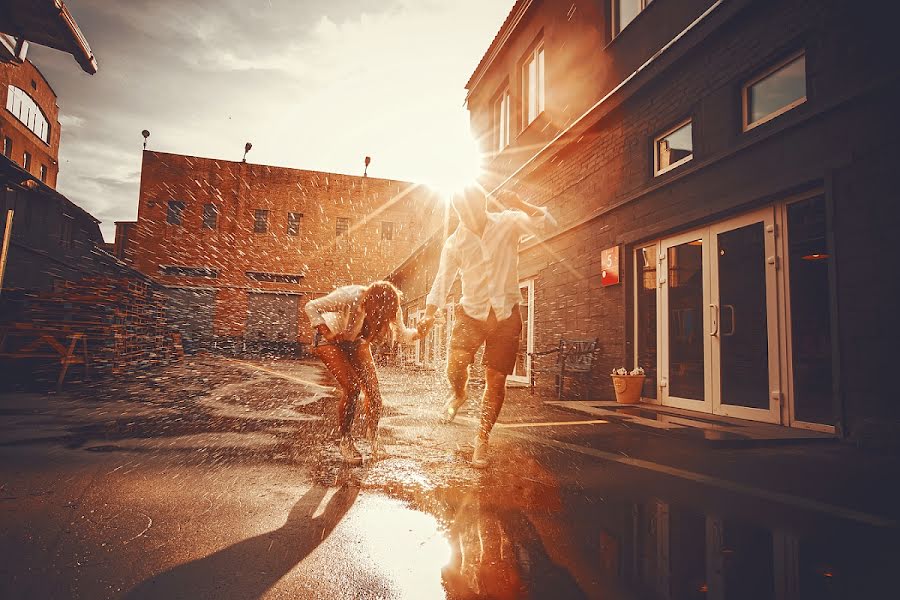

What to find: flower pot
left=611, top=374, right=645, bottom=404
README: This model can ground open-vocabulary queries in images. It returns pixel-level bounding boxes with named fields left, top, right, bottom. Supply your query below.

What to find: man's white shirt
left=426, top=208, right=552, bottom=322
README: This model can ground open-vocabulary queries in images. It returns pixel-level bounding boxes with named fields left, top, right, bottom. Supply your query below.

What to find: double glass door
left=658, top=208, right=781, bottom=422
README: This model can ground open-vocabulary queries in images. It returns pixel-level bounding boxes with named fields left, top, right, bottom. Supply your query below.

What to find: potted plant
left=611, top=367, right=645, bottom=404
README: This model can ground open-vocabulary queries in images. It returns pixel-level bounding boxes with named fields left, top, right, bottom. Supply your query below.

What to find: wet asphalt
left=1, top=356, right=899, bottom=599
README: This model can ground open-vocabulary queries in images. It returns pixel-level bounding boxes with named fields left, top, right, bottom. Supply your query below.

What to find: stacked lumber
left=1, top=276, right=179, bottom=386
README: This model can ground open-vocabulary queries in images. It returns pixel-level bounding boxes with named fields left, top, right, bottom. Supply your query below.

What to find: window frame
left=521, top=41, right=546, bottom=129
left=22, top=151, right=31, bottom=171
left=381, top=221, right=394, bottom=241
left=253, top=209, right=269, bottom=234
left=202, top=203, right=218, bottom=230
left=3, top=136, right=11, bottom=158
left=493, top=85, right=511, bottom=153
left=653, top=117, right=694, bottom=177
left=741, top=50, right=807, bottom=133
left=336, top=217, right=350, bottom=237
left=166, top=200, right=185, bottom=226
left=287, top=212, right=302, bottom=236
left=39, top=164, right=47, bottom=183
left=612, top=0, right=653, bottom=38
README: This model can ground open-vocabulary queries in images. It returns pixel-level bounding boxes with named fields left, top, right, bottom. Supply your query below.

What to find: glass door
left=709, top=208, right=781, bottom=423
left=657, top=209, right=780, bottom=422
left=659, top=229, right=711, bottom=412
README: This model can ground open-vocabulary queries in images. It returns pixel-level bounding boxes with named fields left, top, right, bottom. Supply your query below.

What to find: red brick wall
left=0, top=59, right=60, bottom=187
left=128, top=151, right=441, bottom=343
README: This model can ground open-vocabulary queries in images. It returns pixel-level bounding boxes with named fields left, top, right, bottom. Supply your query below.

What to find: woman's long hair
left=360, top=281, right=402, bottom=343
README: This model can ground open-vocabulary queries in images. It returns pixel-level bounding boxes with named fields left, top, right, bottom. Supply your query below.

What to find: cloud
left=26, top=0, right=512, bottom=241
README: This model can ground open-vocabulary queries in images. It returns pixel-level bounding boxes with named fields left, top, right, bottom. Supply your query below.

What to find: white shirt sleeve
left=390, top=306, right=418, bottom=344
left=425, top=236, right=459, bottom=310
left=304, top=287, right=354, bottom=328
left=507, top=206, right=556, bottom=236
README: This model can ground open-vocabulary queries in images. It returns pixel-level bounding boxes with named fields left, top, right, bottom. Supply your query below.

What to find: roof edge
left=465, top=0, right=535, bottom=97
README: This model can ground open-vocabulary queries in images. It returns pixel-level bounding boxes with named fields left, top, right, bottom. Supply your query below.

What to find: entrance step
left=545, top=400, right=836, bottom=447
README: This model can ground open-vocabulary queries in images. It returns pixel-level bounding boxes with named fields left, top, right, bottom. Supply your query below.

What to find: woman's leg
left=313, top=344, right=361, bottom=437
left=347, top=341, right=382, bottom=437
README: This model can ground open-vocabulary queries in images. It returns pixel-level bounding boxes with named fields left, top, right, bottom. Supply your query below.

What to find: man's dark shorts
left=450, top=305, right=522, bottom=375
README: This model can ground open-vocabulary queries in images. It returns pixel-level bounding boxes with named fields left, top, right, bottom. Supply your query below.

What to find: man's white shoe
left=471, top=438, right=489, bottom=469
left=339, top=437, right=363, bottom=465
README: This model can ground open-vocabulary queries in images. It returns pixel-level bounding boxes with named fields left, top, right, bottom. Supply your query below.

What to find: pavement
left=1, top=356, right=899, bottom=599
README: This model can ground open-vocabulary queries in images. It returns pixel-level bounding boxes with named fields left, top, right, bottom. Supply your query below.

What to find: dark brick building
left=390, top=0, right=899, bottom=442
left=120, top=151, right=441, bottom=352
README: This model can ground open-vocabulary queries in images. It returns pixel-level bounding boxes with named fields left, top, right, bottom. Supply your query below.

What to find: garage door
left=165, top=288, right=216, bottom=351
left=246, top=292, right=300, bottom=343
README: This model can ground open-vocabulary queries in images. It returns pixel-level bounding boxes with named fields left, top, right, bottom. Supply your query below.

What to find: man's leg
left=479, top=367, right=508, bottom=441
left=441, top=308, right=484, bottom=423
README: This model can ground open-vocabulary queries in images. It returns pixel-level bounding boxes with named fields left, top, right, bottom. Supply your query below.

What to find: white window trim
left=612, top=0, right=653, bottom=37
left=494, top=86, right=511, bottom=153
left=653, top=118, right=693, bottom=177
left=521, top=42, right=545, bottom=129
left=742, top=50, right=807, bottom=132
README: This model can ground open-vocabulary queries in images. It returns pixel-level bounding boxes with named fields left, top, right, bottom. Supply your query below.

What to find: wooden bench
left=0, top=323, right=91, bottom=390
left=529, top=338, right=601, bottom=399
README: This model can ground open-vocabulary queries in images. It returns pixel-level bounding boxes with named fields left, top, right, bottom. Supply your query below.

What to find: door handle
left=709, top=304, right=719, bottom=337
left=722, top=304, right=736, bottom=337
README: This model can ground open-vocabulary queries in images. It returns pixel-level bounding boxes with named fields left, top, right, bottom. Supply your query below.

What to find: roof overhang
left=0, top=0, right=97, bottom=74
left=465, top=0, right=535, bottom=100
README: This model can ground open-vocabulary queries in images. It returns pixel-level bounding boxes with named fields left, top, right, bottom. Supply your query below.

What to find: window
left=22, top=151, right=31, bottom=171
left=39, top=164, right=47, bottom=182
left=246, top=271, right=303, bottom=284
left=253, top=209, right=269, bottom=233
left=494, top=87, right=511, bottom=152
left=654, top=119, right=693, bottom=176
left=613, top=0, right=653, bottom=36
left=160, top=265, right=218, bottom=278
left=336, top=217, right=350, bottom=237
left=742, top=52, right=806, bottom=131
left=522, top=43, right=545, bottom=127
left=166, top=201, right=185, bottom=225
left=5, top=85, right=50, bottom=144
left=3, top=136, right=11, bottom=157
left=59, top=214, right=74, bottom=248
left=382, top=221, right=394, bottom=241
left=287, top=212, right=302, bottom=236
left=202, top=203, right=218, bottom=229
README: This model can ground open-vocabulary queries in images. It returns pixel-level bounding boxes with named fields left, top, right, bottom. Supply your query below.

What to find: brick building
left=389, top=0, right=899, bottom=442
left=119, top=150, right=441, bottom=352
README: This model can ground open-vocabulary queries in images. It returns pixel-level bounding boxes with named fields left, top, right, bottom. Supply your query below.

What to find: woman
left=304, top=280, right=419, bottom=464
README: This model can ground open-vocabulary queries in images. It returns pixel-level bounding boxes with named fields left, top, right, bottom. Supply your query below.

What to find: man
left=419, top=186, right=553, bottom=468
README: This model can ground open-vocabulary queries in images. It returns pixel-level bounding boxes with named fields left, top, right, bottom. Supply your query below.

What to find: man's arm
left=420, top=239, right=458, bottom=336
left=496, top=190, right=556, bottom=232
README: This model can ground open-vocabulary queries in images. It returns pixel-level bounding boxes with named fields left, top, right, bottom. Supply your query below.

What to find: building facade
left=121, top=151, right=441, bottom=352
left=390, top=0, right=899, bottom=442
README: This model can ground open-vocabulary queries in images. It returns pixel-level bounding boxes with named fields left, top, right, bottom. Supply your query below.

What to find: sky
left=27, top=0, right=512, bottom=241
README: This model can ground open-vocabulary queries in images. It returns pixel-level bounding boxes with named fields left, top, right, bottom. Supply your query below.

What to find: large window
left=494, top=86, right=511, bottom=152
left=742, top=52, right=806, bottom=131
left=287, top=212, right=302, bottom=236
left=654, top=119, right=693, bottom=176
left=5, top=85, right=50, bottom=144
left=166, top=201, right=185, bottom=225
left=202, top=203, right=218, bottom=229
left=614, top=0, right=653, bottom=36
left=522, top=43, right=545, bottom=127
left=253, top=209, right=269, bottom=233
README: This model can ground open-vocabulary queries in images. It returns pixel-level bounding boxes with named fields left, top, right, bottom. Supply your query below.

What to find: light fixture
left=243, top=142, right=252, bottom=163
left=141, top=129, right=150, bottom=149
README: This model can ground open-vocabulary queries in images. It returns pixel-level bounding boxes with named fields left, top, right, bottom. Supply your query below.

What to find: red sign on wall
left=601, top=246, right=620, bottom=286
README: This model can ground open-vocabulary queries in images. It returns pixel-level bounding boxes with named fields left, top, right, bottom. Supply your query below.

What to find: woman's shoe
left=339, top=437, right=363, bottom=465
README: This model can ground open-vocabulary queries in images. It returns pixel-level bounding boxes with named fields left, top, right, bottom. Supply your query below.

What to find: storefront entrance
left=636, top=194, right=835, bottom=431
